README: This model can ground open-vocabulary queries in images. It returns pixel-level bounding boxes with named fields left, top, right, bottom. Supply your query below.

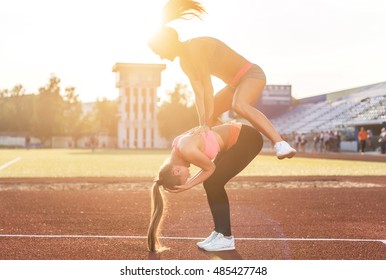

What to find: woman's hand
left=164, top=184, right=191, bottom=193
left=191, top=125, right=210, bottom=135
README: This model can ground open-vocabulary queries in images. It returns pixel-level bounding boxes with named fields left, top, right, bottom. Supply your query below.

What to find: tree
left=62, top=87, right=83, bottom=142
left=0, top=89, right=14, bottom=132
left=14, top=93, right=37, bottom=133
left=33, top=76, right=65, bottom=144
left=92, top=98, right=118, bottom=137
left=0, top=85, right=36, bottom=133
left=157, top=83, right=198, bottom=141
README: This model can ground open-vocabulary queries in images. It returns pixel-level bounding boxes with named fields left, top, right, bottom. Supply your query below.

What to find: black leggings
left=203, top=125, right=263, bottom=236
left=359, top=140, right=366, bottom=153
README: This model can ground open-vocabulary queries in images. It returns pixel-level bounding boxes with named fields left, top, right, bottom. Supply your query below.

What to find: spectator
left=324, top=131, right=331, bottom=152
left=291, top=131, right=297, bottom=148
left=90, top=135, right=98, bottom=152
left=367, top=129, right=373, bottom=150
left=25, top=135, right=31, bottom=150
left=300, top=133, right=307, bottom=153
left=336, top=131, right=341, bottom=152
left=358, top=127, right=367, bottom=154
left=379, top=127, right=386, bottom=154
left=327, top=130, right=336, bottom=152
left=313, top=133, right=320, bottom=152
left=319, top=131, right=325, bottom=152
left=294, top=132, right=300, bottom=152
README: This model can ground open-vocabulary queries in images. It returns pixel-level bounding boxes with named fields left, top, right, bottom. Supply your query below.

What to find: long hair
left=149, top=0, right=206, bottom=54
left=147, top=161, right=181, bottom=252
left=147, top=181, right=166, bottom=252
left=162, top=0, right=206, bottom=25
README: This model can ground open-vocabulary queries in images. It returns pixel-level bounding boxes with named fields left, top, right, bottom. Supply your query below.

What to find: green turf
left=0, top=149, right=385, bottom=178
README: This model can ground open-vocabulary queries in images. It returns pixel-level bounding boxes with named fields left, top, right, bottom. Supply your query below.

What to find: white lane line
left=0, top=234, right=384, bottom=244
left=0, top=157, right=22, bottom=171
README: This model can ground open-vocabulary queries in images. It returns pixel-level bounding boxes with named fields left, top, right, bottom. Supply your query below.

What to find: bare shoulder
left=180, top=38, right=216, bottom=76
left=179, top=134, right=203, bottom=155
left=185, top=37, right=216, bottom=52
left=180, top=144, right=201, bottom=162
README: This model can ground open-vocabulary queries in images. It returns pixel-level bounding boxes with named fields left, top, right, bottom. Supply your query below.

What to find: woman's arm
left=180, top=45, right=214, bottom=127
left=189, top=79, right=207, bottom=126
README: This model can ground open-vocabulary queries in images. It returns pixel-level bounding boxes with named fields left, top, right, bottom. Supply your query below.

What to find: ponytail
left=147, top=181, right=167, bottom=252
left=162, top=0, right=206, bottom=25
left=147, top=161, right=181, bottom=252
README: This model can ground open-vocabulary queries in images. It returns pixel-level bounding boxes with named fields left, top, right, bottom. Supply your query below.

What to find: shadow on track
left=202, top=249, right=244, bottom=260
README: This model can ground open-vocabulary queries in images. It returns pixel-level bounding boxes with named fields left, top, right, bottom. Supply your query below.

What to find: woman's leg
left=232, top=78, right=283, bottom=143
left=232, top=78, right=296, bottom=159
left=203, top=126, right=263, bottom=236
left=210, top=85, right=235, bottom=126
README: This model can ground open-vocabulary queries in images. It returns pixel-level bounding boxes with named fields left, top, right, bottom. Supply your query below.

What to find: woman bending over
left=148, top=122, right=263, bottom=252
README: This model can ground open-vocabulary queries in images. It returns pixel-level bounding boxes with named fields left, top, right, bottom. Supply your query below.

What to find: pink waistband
left=229, top=62, right=253, bottom=88
left=227, top=122, right=242, bottom=150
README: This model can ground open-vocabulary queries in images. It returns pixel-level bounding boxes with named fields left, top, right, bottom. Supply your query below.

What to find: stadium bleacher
left=271, top=82, right=386, bottom=135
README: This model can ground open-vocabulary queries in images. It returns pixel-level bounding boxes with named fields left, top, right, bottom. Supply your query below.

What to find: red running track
left=0, top=178, right=385, bottom=260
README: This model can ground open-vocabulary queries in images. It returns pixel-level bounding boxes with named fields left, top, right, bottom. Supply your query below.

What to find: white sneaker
left=197, top=231, right=218, bottom=249
left=274, top=141, right=297, bottom=159
left=202, top=233, right=235, bottom=251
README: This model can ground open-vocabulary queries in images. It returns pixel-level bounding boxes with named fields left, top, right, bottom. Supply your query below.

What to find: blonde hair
left=147, top=181, right=166, bottom=252
left=148, top=0, right=206, bottom=52
left=147, top=161, right=181, bottom=252
left=162, top=0, right=206, bottom=25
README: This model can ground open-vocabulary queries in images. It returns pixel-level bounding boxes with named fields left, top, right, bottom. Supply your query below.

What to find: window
left=134, top=128, right=137, bottom=148
left=133, top=88, right=138, bottom=120
left=151, top=128, right=154, bottom=148
left=143, top=128, right=147, bottom=148
left=133, top=88, right=138, bottom=104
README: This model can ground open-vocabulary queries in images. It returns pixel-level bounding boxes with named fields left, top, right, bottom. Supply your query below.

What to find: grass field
left=1, top=149, right=385, bottom=178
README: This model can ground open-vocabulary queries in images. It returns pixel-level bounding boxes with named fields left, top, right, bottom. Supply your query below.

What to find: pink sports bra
left=172, top=131, right=220, bottom=160
left=201, top=131, right=221, bottom=159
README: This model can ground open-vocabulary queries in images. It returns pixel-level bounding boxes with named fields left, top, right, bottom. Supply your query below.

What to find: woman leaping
left=148, top=0, right=296, bottom=159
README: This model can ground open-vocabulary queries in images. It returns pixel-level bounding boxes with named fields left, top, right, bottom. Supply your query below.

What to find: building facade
left=112, top=63, right=167, bottom=149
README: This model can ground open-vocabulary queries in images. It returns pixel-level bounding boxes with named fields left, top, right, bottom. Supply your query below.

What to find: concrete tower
left=112, top=63, right=166, bottom=149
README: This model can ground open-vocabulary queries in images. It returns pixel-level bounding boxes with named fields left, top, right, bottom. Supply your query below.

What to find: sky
left=1, top=0, right=385, bottom=102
